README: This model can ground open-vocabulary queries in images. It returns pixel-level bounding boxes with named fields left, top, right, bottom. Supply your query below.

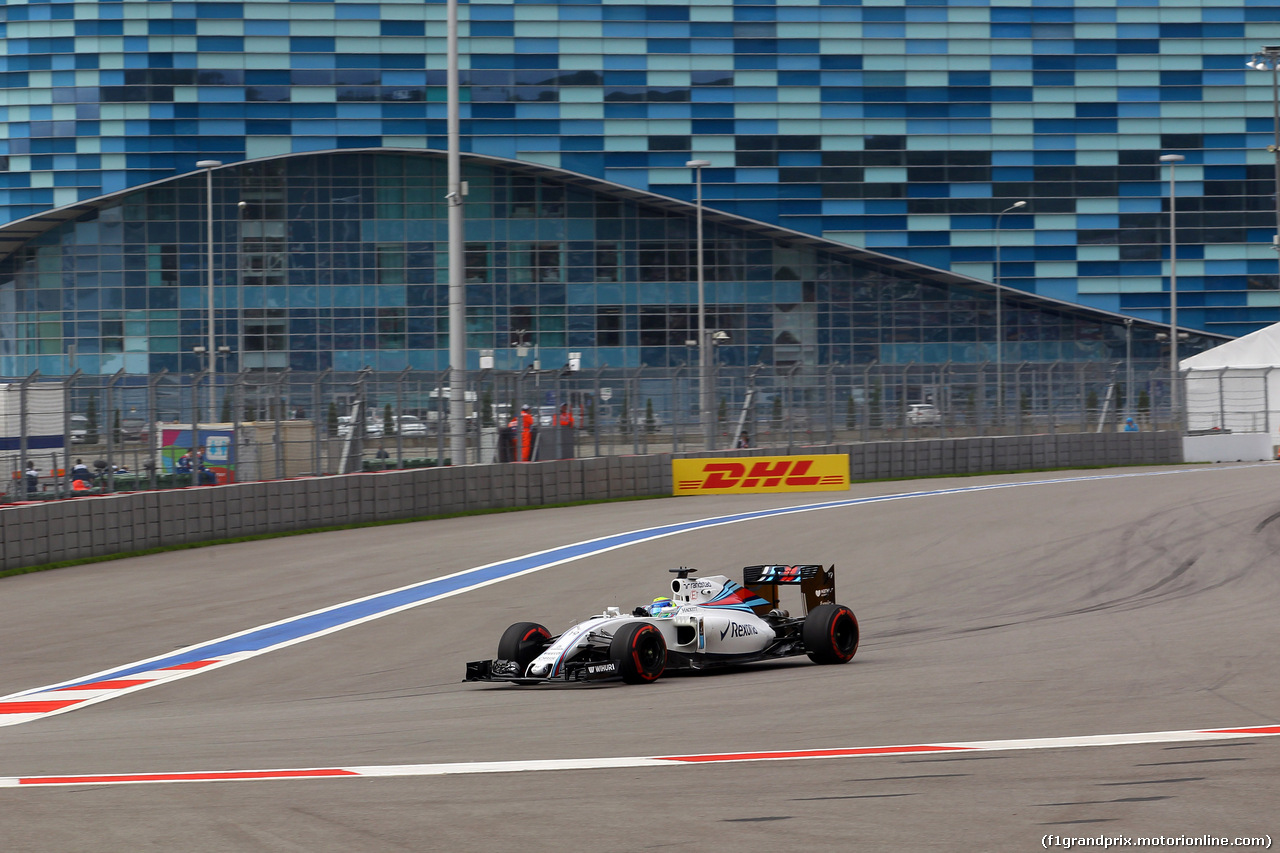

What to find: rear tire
left=609, top=622, right=667, bottom=684
left=497, top=622, right=551, bottom=674
left=802, top=604, right=859, bottom=664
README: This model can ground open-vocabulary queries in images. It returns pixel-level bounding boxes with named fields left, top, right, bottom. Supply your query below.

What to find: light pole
left=1160, top=153, right=1185, bottom=427
left=1247, top=46, right=1280, bottom=275
left=196, top=159, right=222, bottom=421
left=237, top=199, right=247, bottom=374
left=687, top=158, right=712, bottom=450
left=994, top=200, right=1026, bottom=429
left=445, top=0, right=467, bottom=466
left=1124, top=317, right=1134, bottom=421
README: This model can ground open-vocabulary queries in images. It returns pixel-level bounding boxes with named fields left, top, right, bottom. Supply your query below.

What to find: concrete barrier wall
left=1, top=432, right=1181, bottom=572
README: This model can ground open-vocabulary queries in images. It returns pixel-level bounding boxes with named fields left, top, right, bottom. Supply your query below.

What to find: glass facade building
left=1, top=0, right=1262, bottom=379
left=5, top=151, right=1213, bottom=377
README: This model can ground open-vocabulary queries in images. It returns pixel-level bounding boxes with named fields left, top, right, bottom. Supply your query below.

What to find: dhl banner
left=673, top=454, right=850, bottom=495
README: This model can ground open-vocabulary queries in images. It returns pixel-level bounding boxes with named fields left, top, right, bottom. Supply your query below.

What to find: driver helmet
left=647, top=597, right=676, bottom=617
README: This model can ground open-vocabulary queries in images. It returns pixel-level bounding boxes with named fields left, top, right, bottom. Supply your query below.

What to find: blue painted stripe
left=31, top=465, right=1259, bottom=692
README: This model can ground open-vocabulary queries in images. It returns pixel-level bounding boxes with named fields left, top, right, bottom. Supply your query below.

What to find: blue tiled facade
left=0, top=0, right=1270, bottom=374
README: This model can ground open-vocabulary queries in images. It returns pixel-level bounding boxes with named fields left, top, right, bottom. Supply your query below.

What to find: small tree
left=383, top=402, right=396, bottom=436
left=480, top=390, right=495, bottom=428
left=618, top=394, right=630, bottom=434
left=718, top=397, right=727, bottom=426
left=587, top=398, right=596, bottom=430
left=245, top=403, right=257, bottom=422
left=771, top=394, right=783, bottom=427
left=112, top=410, right=122, bottom=443
left=645, top=398, right=656, bottom=433
left=220, top=396, right=232, bottom=423
left=327, top=401, right=339, bottom=435
left=1137, top=389, right=1151, bottom=420
left=1086, top=388, right=1099, bottom=415
left=845, top=395, right=856, bottom=430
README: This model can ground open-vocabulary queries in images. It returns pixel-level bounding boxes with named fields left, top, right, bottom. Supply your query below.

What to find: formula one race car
left=464, top=565, right=858, bottom=685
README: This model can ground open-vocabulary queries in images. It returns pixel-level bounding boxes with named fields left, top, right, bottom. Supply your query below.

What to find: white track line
left=3, top=724, right=1277, bottom=788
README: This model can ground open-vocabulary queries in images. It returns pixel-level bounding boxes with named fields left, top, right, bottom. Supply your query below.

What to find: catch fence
left=4, top=360, right=1185, bottom=499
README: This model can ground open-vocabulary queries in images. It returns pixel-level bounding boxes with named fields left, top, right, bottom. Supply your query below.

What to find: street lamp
left=1247, top=46, right=1280, bottom=272
left=1124, top=317, right=1134, bottom=422
left=687, top=158, right=712, bottom=450
left=994, top=200, right=1026, bottom=429
left=196, top=159, right=222, bottom=421
left=1160, top=153, right=1185, bottom=427
left=445, top=0, right=467, bottom=466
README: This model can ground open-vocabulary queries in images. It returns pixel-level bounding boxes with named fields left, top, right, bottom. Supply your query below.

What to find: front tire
left=609, top=622, right=667, bottom=684
left=802, top=604, right=859, bottom=664
left=497, top=622, right=551, bottom=674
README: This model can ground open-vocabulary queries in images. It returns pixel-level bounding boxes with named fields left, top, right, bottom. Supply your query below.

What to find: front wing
left=465, top=658, right=622, bottom=684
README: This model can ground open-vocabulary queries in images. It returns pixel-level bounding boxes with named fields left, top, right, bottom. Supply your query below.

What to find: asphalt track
left=1, top=464, right=1278, bottom=852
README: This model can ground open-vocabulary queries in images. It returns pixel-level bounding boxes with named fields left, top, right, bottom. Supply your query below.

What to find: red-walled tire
left=497, top=622, right=552, bottom=674
left=802, top=604, right=859, bottom=664
left=609, top=622, right=667, bottom=684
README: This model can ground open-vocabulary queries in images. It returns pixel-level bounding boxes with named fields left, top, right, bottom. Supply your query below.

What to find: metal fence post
left=104, top=368, right=125, bottom=491
left=861, top=362, right=874, bottom=442
left=62, top=369, right=82, bottom=497
left=395, top=366, right=410, bottom=467
left=825, top=363, right=836, bottom=445
left=1266, top=366, right=1274, bottom=437
left=312, top=367, right=330, bottom=475
left=146, top=369, right=166, bottom=489
left=273, top=368, right=289, bottom=479
left=16, top=371, right=38, bottom=498
left=1046, top=361, right=1058, bottom=436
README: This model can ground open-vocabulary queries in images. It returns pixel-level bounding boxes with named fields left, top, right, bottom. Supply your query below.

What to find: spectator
left=176, top=449, right=193, bottom=482
left=195, top=445, right=216, bottom=485
left=71, top=458, right=92, bottom=483
left=24, top=461, right=39, bottom=496
left=508, top=404, right=535, bottom=462
left=735, top=430, right=751, bottom=449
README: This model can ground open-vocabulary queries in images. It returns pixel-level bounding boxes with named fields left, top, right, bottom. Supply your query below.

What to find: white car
left=466, top=565, right=858, bottom=685
left=69, top=414, right=90, bottom=444
left=336, top=416, right=384, bottom=439
left=393, top=415, right=428, bottom=436
left=906, top=403, right=941, bottom=425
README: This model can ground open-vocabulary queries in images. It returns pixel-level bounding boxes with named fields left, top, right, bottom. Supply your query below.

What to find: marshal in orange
left=672, top=455, right=850, bottom=495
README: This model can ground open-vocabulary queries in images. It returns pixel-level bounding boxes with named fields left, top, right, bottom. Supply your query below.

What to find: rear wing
left=742, top=564, right=836, bottom=616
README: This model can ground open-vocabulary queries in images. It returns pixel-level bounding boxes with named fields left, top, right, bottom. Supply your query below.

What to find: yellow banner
left=672, top=455, right=850, bottom=495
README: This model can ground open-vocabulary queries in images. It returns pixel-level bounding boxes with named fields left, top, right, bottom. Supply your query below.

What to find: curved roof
left=0, top=148, right=1227, bottom=343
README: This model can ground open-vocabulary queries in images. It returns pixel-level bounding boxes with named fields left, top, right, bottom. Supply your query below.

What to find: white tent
left=1180, top=322, right=1280, bottom=435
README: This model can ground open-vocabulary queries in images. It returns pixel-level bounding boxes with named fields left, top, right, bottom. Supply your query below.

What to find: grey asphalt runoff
left=1, top=464, right=1278, bottom=852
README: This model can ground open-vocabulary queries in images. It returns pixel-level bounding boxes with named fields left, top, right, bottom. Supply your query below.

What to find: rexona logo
left=673, top=455, right=849, bottom=495
left=720, top=621, right=760, bottom=641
